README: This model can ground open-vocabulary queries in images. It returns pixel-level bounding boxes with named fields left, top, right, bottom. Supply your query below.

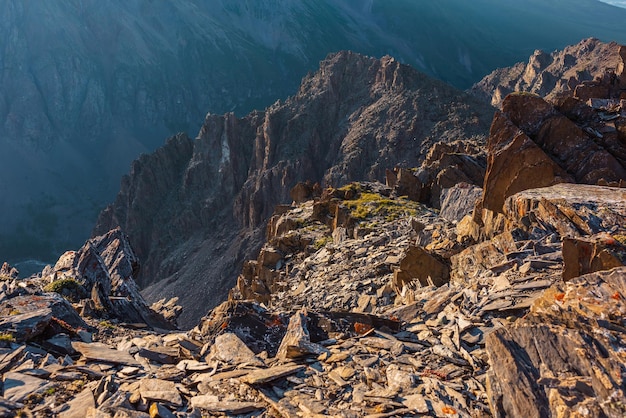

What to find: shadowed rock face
left=43, top=228, right=177, bottom=330
left=94, top=51, right=495, bottom=327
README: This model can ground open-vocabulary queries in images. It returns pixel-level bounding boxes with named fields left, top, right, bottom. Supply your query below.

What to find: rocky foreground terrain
left=0, top=44, right=625, bottom=417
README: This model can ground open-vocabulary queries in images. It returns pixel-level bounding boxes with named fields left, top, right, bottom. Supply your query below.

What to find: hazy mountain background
left=600, top=0, right=626, bottom=7
left=1, top=0, right=626, bottom=273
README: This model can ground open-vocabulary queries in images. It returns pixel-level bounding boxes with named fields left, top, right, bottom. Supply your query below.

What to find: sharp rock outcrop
left=39, top=228, right=178, bottom=330
left=472, top=38, right=625, bottom=107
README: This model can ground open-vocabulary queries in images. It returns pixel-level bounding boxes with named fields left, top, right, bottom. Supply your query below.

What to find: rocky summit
left=93, top=51, right=495, bottom=328
left=0, top=41, right=624, bottom=417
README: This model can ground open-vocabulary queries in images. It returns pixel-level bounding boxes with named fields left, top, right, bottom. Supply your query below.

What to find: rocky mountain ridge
left=0, top=42, right=624, bottom=417
left=93, top=51, right=495, bottom=327
left=4, top=0, right=626, bottom=271
left=471, top=38, right=624, bottom=107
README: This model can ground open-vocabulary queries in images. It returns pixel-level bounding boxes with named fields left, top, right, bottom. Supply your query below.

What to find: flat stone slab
left=137, top=345, right=179, bottom=364
left=209, top=333, right=264, bottom=367
left=72, top=342, right=140, bottom=366
left=505, top=184, right=626, bottom=237
left=59, top=388, right=95, bottom=418
left=3, top=372, right=52, bottom=402
left=0, top=308, right=52, bottom=342
left=139, top=378, right=183, bottom=406
left=240, top=364, right=305, bottom=385
left=190, top=395, right=264, bottom=414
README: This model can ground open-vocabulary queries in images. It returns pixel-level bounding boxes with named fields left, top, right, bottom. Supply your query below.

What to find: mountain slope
left=3, top=0, right=626, bottom=271
left=93, top=52, right=495, bottom=327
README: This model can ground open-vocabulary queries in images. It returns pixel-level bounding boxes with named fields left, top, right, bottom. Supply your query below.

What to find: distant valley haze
left=1, top=0, right=626, bottom=275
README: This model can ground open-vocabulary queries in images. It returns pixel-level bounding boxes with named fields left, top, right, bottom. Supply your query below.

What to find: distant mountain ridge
left=2, top=0, right=626, bottom=271
left=471, top=38, right=623, bottom=107
left=600, top=0, right=626, bottom=7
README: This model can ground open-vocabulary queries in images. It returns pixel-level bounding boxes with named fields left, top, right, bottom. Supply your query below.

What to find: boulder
left=482, top=111, right=572, bottom=213
left=0, top=294, right=87, bottom=342
left=208, top=333, right=264, bottom=367
left=534, top=115, right=626, bottom=184
left=45, top=228, right=176, bottom=330
left=501, top=93, right=557, bottom=136
left=276, top=309, right=330, bottom=360
left=573, top=80, right=610, bottom=101
left=439, top=183, right=483, bottom=222
left=393, top=246, right=449, bottom=290
left=290, top=182, right=314, bottom=205
left=562, top=234, right=626, bottom=280
left=388, top=168, right=422, bottom=202
left=482, top=92, right=626, bottom=214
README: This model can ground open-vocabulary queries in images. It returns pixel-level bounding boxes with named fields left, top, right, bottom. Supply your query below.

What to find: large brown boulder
left=388, top=168, right=422, bottom=202
left=482, top=92, right=626, bottom=213
left=535, top=115, right=626, bottom=183
left=393, top=246, right=449, bottom=290
left=482, top=110, right=572, bottom=213
left=562, top=234, right=626, bottom=281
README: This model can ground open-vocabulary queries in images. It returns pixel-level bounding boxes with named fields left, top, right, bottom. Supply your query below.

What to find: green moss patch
left=343, top=192, right=422, bottom=221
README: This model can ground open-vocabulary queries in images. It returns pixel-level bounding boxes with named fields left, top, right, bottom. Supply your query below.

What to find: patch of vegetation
left=43, top=277, right=82, bottom=293
left=99, top=320, right=116, bottom=329
left=302, top=221, right=328, bottom=233
left=343, top=192, right=421, bottom=221
left=69, top=379, right=85, bottom=391
left=338, top=182, right=363, bottom=193
left=43, top=387, right=56, bottom=396
left=43, top=278, right=84, bottom=302
left=362, top=221, right=380, bottom=229
left=313, top=236, right=332, bottom=250
left=0, top=333, right=15, bottom=342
